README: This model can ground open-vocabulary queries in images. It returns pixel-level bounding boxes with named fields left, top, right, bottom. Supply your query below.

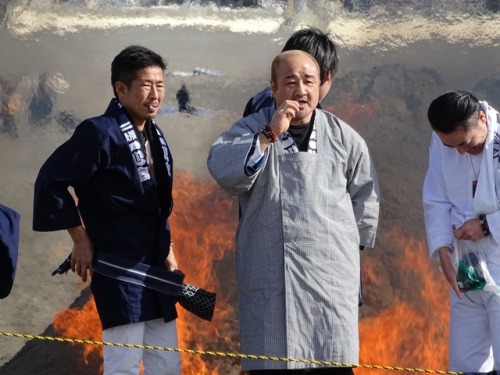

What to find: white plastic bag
left=453, top=238, right=500, bottom=294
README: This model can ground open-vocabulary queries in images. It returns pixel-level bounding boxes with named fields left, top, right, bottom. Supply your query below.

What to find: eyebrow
left=140, top=79, right=164, bottom=84
left=284, top=73, right=316, bottom=80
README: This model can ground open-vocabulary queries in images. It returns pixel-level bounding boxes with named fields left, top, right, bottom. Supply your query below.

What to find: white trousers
left=102, top=319, right=181, bottom=375
left=449, top=290, right=500, bottom=372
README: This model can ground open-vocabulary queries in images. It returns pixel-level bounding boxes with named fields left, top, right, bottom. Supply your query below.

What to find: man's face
left=271, top=53, right=320, bottom=125
left=115, top=66, right=165, bottom=128
left=437, top=110, right=488, bottom=155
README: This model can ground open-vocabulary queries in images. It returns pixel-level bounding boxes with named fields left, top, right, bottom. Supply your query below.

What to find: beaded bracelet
left=261, top=125, right=278, bottom=143
left=479, top=214, right=491, bottom=236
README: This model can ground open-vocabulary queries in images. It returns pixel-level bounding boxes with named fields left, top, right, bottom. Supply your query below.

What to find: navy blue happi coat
left=33, top=99, right=176, bottom=329
left=0, top=204, right=20, bottom=299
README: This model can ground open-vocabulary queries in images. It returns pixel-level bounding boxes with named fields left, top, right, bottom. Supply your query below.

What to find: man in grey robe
left=207, top=50, right=380, bottom=374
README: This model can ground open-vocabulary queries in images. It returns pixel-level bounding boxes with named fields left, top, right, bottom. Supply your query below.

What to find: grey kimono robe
left=207, top=107, right=380, bottom=370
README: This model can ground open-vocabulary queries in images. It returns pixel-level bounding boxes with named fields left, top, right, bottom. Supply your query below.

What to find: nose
left=149, top=85, right=160, bottom=99
left=457, top=145, right=467, bottom=155
left=296, top=81, right=307, bottom=95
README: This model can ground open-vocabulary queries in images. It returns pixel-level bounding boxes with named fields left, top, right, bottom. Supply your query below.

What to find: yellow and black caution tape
left=0, top=331, right=462, bottom=375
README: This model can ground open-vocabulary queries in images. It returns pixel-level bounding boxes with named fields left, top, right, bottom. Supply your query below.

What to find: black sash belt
left=52, top=252, right=216, bottom=322
left=93, top=252, right=184, bottom=296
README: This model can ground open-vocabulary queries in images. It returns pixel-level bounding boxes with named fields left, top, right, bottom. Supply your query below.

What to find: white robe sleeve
left=423, top=132, right=454, bottom=260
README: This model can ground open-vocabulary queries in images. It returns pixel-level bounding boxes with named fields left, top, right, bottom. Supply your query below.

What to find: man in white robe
left=423, top=90, right=500, bottom=372
left=207, top=50, right=380, bottom=374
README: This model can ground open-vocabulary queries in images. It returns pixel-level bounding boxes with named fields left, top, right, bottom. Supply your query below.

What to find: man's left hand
left=453, top=218, right=485, bottom=241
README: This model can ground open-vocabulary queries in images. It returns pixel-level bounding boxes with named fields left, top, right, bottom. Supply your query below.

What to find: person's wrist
left=479, top=214, right=491, bottom=236
left=68, top=225, right=88, bottom=243
left=437, top=246, right=453, bottom=260
left=261, top=125, right=278, bottom=143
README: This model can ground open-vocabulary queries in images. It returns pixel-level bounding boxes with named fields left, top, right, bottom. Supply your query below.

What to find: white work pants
left=449, top=290, right=500, bottom=372
left=102, top=318, right=181, bottom=375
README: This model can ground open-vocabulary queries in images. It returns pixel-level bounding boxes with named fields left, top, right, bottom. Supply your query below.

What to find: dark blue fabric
left=0, top=204, right=20, bottom=299
left=33, top=99, right=177, bottom=329
left=243, top=86, right=275, bottom=117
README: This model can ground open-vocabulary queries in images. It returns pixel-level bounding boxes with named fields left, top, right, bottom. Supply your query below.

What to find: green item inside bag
left=457, top=254, right=486, bottom=291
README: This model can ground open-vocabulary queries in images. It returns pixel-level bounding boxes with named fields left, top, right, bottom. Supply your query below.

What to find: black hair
left=427, top=90, right=481, bottom=134
left=281, top=26, right=339, bottom=85
left=111, top=45, right=167, bottom=97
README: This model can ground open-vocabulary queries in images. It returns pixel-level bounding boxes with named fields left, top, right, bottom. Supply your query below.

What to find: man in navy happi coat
left=32, top=45, right=181, bottom=375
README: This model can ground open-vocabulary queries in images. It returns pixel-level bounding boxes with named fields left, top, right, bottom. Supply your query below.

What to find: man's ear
left=479, top=109, right=487, bottom=122
left=115, top=81, right=126, bottom=98
left=324, top=71, right=333, bottom=85
left=270, top=80, right=277, bottom=97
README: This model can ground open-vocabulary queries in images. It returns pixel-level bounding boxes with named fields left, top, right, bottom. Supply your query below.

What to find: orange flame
left=172, top=171, right=239, bottom=374
left=358, top=226, right=449, bottom=375
left=52, top=295, right=103, bottom=373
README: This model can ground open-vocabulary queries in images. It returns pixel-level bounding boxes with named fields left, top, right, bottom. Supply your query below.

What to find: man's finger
left=79, top=266, right=88, bottom=282
left=452, top=284, right=462, bottom=299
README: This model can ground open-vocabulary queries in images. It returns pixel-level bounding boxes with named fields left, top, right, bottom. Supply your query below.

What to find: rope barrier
left=0, top=331, right=462, bottom=374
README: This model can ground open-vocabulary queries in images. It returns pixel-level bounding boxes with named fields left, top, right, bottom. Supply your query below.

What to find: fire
left=358, top=226, right=449, bottom=375
left=51, top=174, right=450, bottom=374
left=171, top=171, right=239, bottom=374
left=52, top=294, right=103, bottom=372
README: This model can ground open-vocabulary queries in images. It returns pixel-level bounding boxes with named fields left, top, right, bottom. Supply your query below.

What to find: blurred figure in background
left=176, top=83, right=196, bottom=114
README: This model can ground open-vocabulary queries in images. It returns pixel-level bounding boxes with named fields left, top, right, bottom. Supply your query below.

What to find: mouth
left=147, top=104, right=157, bottom=113
left=467, top=147, right=480, bottom=155
left=467, top=143, right=477, bottom=152
left=296, top=99, right=308, bottom=109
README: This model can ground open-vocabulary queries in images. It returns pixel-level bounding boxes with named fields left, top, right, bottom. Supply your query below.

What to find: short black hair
left=282, top=27, right=338, bottom=85
left=427, top=90, right=481, bottom=133
left=111, top=45, right=167, bottom=97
